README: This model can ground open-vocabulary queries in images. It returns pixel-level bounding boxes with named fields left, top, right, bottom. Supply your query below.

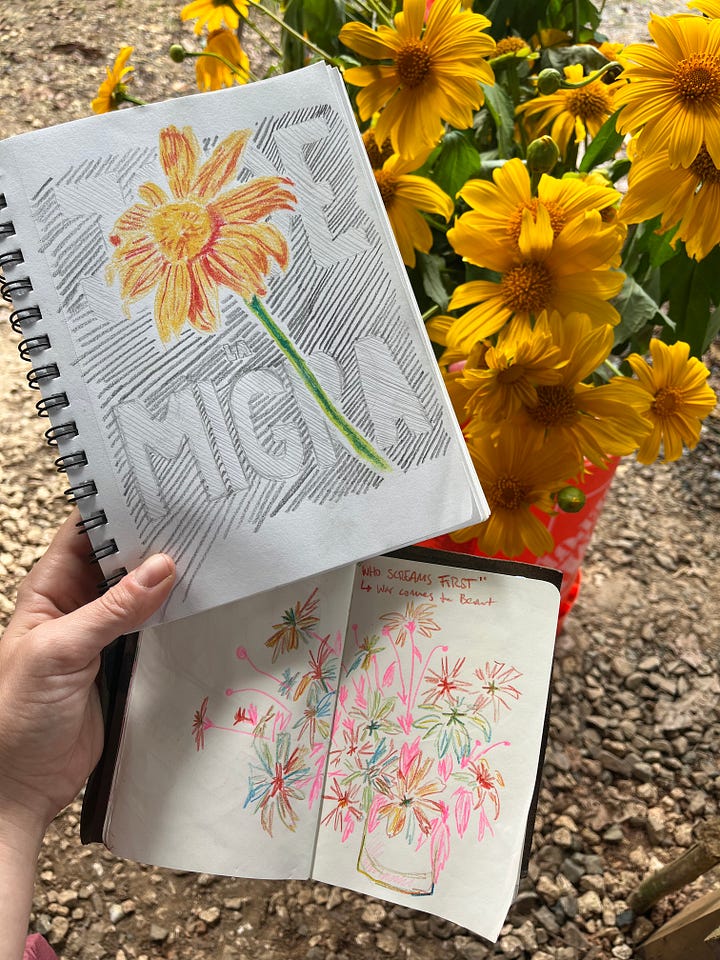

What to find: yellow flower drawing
left=106, top=125, right=296, bottom=342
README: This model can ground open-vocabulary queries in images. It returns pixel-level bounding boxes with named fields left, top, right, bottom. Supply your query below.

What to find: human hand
left=0, top=512, right=175, bottom=835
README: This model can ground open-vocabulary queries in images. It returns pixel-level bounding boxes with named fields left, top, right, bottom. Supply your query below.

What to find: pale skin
left=0, top=514, right=175, bottom=960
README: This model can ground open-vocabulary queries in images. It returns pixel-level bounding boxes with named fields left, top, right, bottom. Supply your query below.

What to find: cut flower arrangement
left=91, top=0, right=717, bottom=565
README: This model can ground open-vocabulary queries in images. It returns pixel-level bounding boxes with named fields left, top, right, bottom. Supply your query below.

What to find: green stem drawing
left=247, top=295, right=391, bottom=472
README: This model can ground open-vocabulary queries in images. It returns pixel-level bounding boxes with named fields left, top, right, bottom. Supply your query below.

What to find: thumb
left=51, top=554, right=176, bottom=665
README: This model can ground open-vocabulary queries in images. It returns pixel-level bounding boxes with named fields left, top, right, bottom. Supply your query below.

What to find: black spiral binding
left=0, top=192, right=127, bottom=592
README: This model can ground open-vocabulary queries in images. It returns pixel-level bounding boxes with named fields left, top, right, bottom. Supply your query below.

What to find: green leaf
left=417, top=252, right=450, bottom=311
left=480, top=0, right=548, bottom=40
left=579, top=109, right=625, bottom=171
left=431, top=130, right=482, bottom=199
left=299, top=0, right=345, bottom=58
left=480, top=82, right=516, bottom=159
left=611, top=275, right=665, bottom=349
left=660, top=243, right=720, bottom=355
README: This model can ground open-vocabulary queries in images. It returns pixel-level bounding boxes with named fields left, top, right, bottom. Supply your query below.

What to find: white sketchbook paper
left=103, top=551, right=559, bottom=941
left=0, top=64, right=487, bottom=624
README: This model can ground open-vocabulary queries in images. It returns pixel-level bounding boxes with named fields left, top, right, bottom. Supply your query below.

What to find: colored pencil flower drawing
left=189, top=588, right=344, bottom=837
left=189, top=593, right=523, bottom=882
left=326, top=605, right=523, bottom=896
left=106, top=124, right=390, bottom=471
left=106, top=125, right=295, bottom=342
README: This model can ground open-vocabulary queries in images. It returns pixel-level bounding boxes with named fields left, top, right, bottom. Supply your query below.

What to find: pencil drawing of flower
left=474, top=661, right=523, bottom=722
left=106, top=125, right=296, bottom=342
left=379, top=602, right=440, bottom=647
left=415, top=697, right=491, bottom=761
left=244, top=732, right=310, bottom=836
left=321, top=780, right=364, bottom=840
left=422, top=656, right=473, bottom=705
left=265, top=588, right=320, bottom=662
left=191, top=695, right=211, bottom=750
left=369, top=739, right=444, bottom=841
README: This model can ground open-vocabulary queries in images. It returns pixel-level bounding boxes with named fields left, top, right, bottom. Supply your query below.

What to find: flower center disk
left=490, top=476, right=528, bottom=511
left=690, top=144, right=720, bottom=184
left=565, top=85, right=612, bottom=122
left=501, top=260, right=555, bottom=314
left=396, top=40, right=432, bottom=89
left=672, top=53, right=720, bottom=104
left=652, top=386, right=681, bottom=417
left=374, top=170, right=398, bottom=205
left=528, top=384, right=577, bottom=427
left=149, top=201, right=215, bottom=262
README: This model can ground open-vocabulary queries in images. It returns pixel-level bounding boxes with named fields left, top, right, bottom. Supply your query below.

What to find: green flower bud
left=169, top=44, right=188, bottom=63
left=556, top=486, right=586, bottom=514
left=526, top=135, right=560, bottom=175
left=536, top=68, right=563, bottom=95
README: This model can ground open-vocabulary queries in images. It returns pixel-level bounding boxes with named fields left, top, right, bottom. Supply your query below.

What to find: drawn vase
left=357, top=817, right=436, bottom=896
left=420, top=458, right=620, bottom=631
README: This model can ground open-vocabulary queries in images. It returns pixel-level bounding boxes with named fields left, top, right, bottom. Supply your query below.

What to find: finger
left=16, top=510, right=101, bottom=618
left=40, top=554, right=176, bottom=670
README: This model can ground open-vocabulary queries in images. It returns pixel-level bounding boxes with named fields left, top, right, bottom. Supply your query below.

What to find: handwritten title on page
left=360, top=561, right=496, bottom=608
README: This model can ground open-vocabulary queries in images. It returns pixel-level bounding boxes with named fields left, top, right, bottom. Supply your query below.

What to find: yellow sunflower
left=445, top=204, right=625, bottom=349
left=195, top=28, right=249, bottom=90
left=451, top=430, right=581, bottom=558
left=516, top=63, right=624, bottom=155
left=620, top=144, right=720, bottom=260
left=614, top=14, right=720, bottom=167
left=499, top=311, right=651, bottom=467
left=455, top=315, right=564, bottom=422
left=91, top=46, right=134, bottom=114
left=688, top=0, right=720, bottom=18
left=181, top=0, right=248, bottom=34
left=455, top=157, right=624, bottom=252
left=627, top=339, right=717, bottom=463
left=372, top=153, right=454, bottom=267
left=340, top=0, right=495, bottom=158
left=106, top=126, right=296, bottom=342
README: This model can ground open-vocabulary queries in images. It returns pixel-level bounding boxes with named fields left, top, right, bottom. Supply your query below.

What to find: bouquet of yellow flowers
left=92, top=0, right=717, bottom=566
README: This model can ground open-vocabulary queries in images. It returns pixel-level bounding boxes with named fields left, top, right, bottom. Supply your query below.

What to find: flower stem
left=242, top=0, right=340, bottom=64
left=247, top=295, right=391, bottom=471
left=244, top=16, right=283, bottom=57
left=114, top=91, right=147, bottom=107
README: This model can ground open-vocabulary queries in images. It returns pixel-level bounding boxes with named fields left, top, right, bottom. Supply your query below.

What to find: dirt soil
left=1, top=2, right=719, bottom=959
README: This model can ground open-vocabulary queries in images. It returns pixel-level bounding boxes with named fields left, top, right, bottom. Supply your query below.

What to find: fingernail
left=133, top=553, right=174, bottom=589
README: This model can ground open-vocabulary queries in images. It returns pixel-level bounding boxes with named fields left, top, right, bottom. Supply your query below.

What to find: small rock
left=108, top=903, right=125, bottom=924
left=552, top=827, right=574, bottom=849
left=198, top=906, right=221, bottom=925
left=599, top=750, right=631, bottom=777
left=558, top=894, right=578, bottom=919
left=149, top=925, right=169, bottom=942
left=631, top=761, right=654, bottom=783
left=326, top=887, right=344, bottom=910
left=56, top=890, right=78, bottom=906
left=632, top=917, right=655, bottom=944
left=536, top=875, right=561, bottom=905
left=514, top=920, right=537, bottom=952
left=224, top=897, right=245, bottom=911
left=376, top=929, right=399, bottom=954
left=577, top=891, right=603, bottom=917
left=498, top=934, right=523, bottom=958
left=611, top=946, right=633, bottom=959
left=603, top=825, right=624, bottom=843
left=361, top=903, right=387, bottom=925
left=47, top=917, right=70, bottom=946
left=534, top=905, right=560, bottom=935
left=646, top=807, right=667, bottom=843
left=560, top=858, right=585, bottom=884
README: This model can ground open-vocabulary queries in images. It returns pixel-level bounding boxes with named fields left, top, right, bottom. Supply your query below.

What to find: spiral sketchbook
left=81, top=548, right=560, bottom=942
left=0, top=63, right=487, bottom=625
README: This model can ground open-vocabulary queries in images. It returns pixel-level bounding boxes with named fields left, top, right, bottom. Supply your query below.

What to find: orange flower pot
left=419, top=458, right=620, bottom=632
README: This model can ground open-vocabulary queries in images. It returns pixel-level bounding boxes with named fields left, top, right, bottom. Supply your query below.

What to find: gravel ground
left=1, top=2, right=719, bottom=958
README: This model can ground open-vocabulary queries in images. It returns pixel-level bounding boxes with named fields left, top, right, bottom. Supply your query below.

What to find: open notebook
left=0, top=63, right=487, bottom=624
left=82, top=549, right=560, bottom=942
